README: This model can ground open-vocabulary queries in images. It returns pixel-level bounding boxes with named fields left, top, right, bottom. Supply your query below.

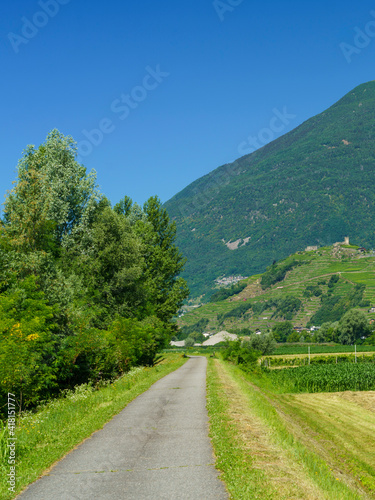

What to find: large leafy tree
left=3, top=129, right=102, bottom=251
left=136, top=196, right=189, bottom=328
left=62, top=205, right=144, bottom=327
left=0, top=131, right=190, bottom=414
left=338, top=309, right=370, bottom=345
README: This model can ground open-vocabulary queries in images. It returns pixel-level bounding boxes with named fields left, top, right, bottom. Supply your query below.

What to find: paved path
left=18, top=357, right=228, bottom=500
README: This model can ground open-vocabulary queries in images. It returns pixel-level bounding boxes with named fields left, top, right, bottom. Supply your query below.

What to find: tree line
left=0, top=130, right=189, bottom=415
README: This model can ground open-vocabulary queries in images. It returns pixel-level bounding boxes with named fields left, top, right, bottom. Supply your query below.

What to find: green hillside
left=165, top=81, right=375, bottom=298
left=177, top=244, right=375, bottom=334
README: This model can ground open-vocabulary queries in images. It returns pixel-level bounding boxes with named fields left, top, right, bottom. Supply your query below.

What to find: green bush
left=221, top=340, right=260, bottom=370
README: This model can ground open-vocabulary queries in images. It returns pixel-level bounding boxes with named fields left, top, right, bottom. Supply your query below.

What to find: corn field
left=266, top=363, right=375, bottom=393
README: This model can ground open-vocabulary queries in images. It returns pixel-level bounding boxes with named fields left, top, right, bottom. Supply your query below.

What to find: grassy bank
left=207, top=358, right=372, bottom=499
left=1, top=353, right=186, bottom=500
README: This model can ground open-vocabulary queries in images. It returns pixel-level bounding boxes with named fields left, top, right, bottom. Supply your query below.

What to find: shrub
left=221, top=340, right=260, bottom=369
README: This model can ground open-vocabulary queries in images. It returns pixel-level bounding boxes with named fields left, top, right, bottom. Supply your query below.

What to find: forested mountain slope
left=165, top=82, right=375, bottom=298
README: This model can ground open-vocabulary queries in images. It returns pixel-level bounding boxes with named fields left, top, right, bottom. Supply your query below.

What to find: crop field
left=265, top=363, right=375, bottom=393
left=273, top=344, right=375, bottom=355
left=262, top=353, right=375, bottom=370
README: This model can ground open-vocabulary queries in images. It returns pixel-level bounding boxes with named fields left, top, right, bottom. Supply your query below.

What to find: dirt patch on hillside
left=231, top=278, right=263, bottom=301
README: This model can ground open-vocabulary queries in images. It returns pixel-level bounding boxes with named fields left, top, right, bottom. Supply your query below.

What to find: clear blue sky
left=1, top=0, right=374, bottom=207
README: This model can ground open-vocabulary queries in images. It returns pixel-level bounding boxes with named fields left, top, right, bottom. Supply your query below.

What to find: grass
left=283, top=392, right=375, bottom=493
left=206, top=359, right=278, bottom=499
left=1, top=353, right=187, bottom=500
left=207, top=357, right=371, bottom=499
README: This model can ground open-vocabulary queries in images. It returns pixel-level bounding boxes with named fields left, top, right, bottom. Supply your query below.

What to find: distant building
left=334, top=236, right=350, bottom=247
left=305, top=246, right=318, bottom=252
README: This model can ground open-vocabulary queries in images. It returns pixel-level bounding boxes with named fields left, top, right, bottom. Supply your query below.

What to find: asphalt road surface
left=17, top=356, right=228, bottom=500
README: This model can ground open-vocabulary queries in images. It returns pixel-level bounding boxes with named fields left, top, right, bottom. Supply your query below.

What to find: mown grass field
left=207, top=358, right=375, bottom=499
left=0, top=353, right=187, bottom=500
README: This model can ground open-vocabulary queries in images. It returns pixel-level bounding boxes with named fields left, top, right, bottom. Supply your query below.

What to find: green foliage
left=261, top=260, right=303, bottom=289
left=363, top=332, right=375, bottom=346
left=0, top=276, right=57, bottom=411
left=273, top=344, right=375, bottom=355
left=272, top=321, right=294, bottom=342
left=62, top=205, right=144, bottom=328
left=220, top=295, right=301, bottom=323
left=263, top=353, right=375, bottom=368
left=313, top=322, right=338, bottom=343
left=209, top=281, right=247, bottom=302
left=184, top=336, right=195, bottom=347
left=177, top=318, right=209, bottom=340
left=286, top=331, right=301, bottom=342
left=309, top=284, right=366, bottom=326
left=134, top=196, right=189, bottom=327
left=221, top=301, right=253, bottom=321
left=233, top=327, right=253, bottom=336
left=221, top=340, right=260, bottom=369
left=272, top=295, right=302, bottom=319
left=338, top=309, right=371, bottom=345
left=0, top=131, right=188, bottom=416
left=246, top=333, right=276, bottom=355
left=328, top=274, right=340, bottom=288
left=4, top=129, right=102, bottom=250
left=303, top=285, right=322, bottom=298
left=265, top=363, right=375, bottom=393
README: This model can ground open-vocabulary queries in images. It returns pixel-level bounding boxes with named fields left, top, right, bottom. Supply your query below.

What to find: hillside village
left=175, top=239, right=375, bottom=346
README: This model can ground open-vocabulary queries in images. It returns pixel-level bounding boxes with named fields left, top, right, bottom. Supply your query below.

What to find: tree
left=0, top=130, right=194, bottom=416
left=246, top=333, right=276, bottom=355
left=3, top=129, right=102, bottom=250
left=62, top=206, right=144, bottom=327
left=184, top=337, right=195, bottom=347
left=115, top=196, right=189, bottom=329
left=338, top=309, right=370, bottom=345
left=114, top=195, right=133, bottom=217
left=286, top=331, right=301, bottom=343
left=272, top=321, right=293, bottom=342
left=313, top=322, right=338, bottom=342
left=222, top=339, right=260, bottom=368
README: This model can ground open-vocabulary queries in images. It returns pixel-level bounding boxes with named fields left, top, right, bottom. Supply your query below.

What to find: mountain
left=176, top=244, right=375, bottom=336
left=164, top=81, right=375, bottom=299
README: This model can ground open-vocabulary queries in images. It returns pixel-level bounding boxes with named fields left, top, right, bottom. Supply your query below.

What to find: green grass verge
left=206, top=359, right=275, bottom=499
left=207, top=358, right=366, bottom=499
left=1, top=353, right=186, bottom=500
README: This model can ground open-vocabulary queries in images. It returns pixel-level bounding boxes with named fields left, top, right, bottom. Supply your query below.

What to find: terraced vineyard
left=178, top=244, right=375, bottom=333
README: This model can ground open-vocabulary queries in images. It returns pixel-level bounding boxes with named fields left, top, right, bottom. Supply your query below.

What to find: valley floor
left=207, top=358, right=375, bottom=499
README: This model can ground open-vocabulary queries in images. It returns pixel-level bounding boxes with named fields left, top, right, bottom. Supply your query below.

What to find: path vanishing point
left=17, top=356, right=228, bottom=500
